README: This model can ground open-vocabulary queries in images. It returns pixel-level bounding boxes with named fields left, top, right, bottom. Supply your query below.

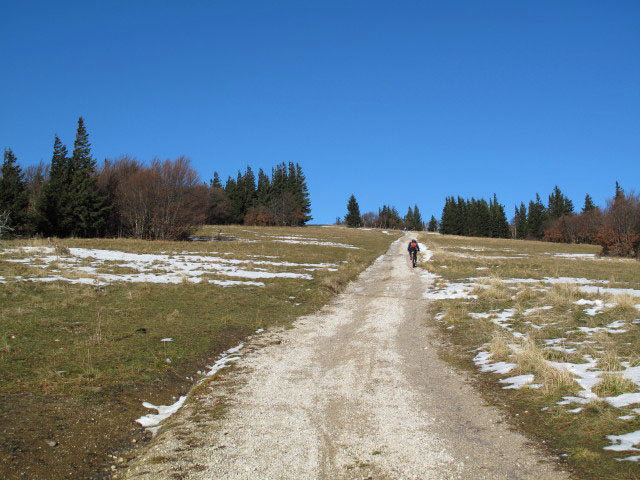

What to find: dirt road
left=124, top=236, right=568, bottom=479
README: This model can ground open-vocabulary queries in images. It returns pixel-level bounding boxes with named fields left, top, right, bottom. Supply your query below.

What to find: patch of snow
left=604, top=429, right=640, bottom=452
left=272, top=238, right=359, bottom=249
left=160, top=338, right=172, bottom=342
left=473, top=351, right=517, bottom=374
left=136, top=396, right=187, bottom=436
left=500, top=374, right=535, bottom=389
left=552, top=253, right=597, bottom=259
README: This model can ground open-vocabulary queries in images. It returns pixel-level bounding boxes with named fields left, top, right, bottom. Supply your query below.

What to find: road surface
left=124, top=236, right=568, bottom=479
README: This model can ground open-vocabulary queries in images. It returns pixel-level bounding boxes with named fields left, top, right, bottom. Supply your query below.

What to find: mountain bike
left=410, top=249, right=418, bottom=268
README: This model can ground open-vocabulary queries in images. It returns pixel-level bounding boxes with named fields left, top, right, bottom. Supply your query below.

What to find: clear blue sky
left=1, top=1, right=638, bottom=224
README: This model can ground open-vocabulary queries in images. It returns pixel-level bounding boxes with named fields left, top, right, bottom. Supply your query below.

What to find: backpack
left=410, top=241, right=417, bottom=249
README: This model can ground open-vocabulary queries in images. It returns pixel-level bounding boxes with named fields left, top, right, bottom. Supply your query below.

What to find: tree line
left=439, top=194, right=511, bottom=238
left=516, top=184, right=638, bottom=258
left=0, top=118, right=312, bottom=240
left=341, top=194, right=425, bottom=230
left=436, top=184, right=639, bottom=259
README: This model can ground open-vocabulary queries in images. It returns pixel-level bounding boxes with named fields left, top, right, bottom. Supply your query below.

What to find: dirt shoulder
left=123, top=236, right=569, bottom=479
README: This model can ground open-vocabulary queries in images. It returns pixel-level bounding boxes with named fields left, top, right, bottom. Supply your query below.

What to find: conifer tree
left=527, top=193, right=546, bottom=239
left=225, top=175, right=244, bottom=223
left=36, top=136, right=70, bottom=236
left=65, top=117, right=110, bottom=237
left=514, top=202, right=528, bottom=239
left=582, top=194, right=596, bottom=213
left=0, top=149, right=30, bottom=235
left=211, top=172, right=222, bottom=188
left=404, top=206, right=414, bottom=229
left=615, top=181, right=624, bottom=199
left=427, top=215, right=438, bottom=232
left=292, top=163, right=311, bottom=224
left=256, top=168, right=271, bottom=206
left=412, top=204, right=424, bottom=231
left=547, top=185, right=574, bottom=220
left=345, top=194, right=361, bottom=227
left=489, top=194, right=510, bottom=238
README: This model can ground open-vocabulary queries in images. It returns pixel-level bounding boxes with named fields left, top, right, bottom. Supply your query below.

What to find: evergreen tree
left=547, top=185, right=574, bottom=219
left=36, top=136, right=70, bottom=236
left=514, top=202, right=528, bottom=239
left=412, top=204, right=424, bottom=231
left=292, top=163, right=312, bottom=224
left=256, top=168, right=271, bottom=206
left=225, top=175, right=244, bottom=223
left=404, top=206, right=414, bottom=229
left=427, top=215, right=438, bottom=232
left=582, top=194, right=596, bottom=213
left=211, top=171, right=222, bottom=188
left=66, top=117, right=110, bottom=237
left=345, top=194, right=361, bottom=227
left=439, top=197, right=453, bottom=234
left=489, top=194, right=510, bottom=238
left=615, top=181, right=624, bottom=199
left=527, top=193, right=546, bottom=239
left=0, top=149, right=30, bottom=235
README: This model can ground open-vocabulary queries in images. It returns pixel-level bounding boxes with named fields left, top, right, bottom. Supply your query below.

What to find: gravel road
left=123, top=236, right=569, bottom=480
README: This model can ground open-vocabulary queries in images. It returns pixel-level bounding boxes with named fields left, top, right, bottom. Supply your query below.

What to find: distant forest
left=436, top=185, right=639, bottom=258
left=340, top=195, right=426, bottom=231
left=0, top=118, right=311, bottom=241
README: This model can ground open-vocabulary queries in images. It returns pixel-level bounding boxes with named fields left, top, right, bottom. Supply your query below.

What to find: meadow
left=418, top=233, right=640, bottom=479
left=0, top=225, right=400, bottom=479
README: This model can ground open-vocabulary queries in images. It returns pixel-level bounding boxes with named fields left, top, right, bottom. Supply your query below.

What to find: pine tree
left=0, top=149, right=30, bottom=235
left=527, top=193, right=546, bottom=239
left=439, top=197, right=453, bottom=234
left=345, top=195, right=361, bottom=227
left=615, top=181, right=624, bottom=199
left=256, top=168, right=271, bottom=207
left=547, top=186, right=574, bottom=220
left=489, top=194, right=510, bottom=238
left=211, top=172, right=222, bottom=188
left=36, top=136, right=70, bottom=236
left=404, top=206, right=414, bottom=230
left=582, top=194, right=596, bottom=213
left=412, top=204, right=424, bottom=231
left=514, top=202, right=528, bottom=239
left=292, top=163, right=311, bottom=224
left=427, top=215, right=438, bottom=232
left=66, top=117, right=110, bottom=237
left=225, top=175, right=244, bottom=223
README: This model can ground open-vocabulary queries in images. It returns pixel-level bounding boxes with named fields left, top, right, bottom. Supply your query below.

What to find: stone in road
left=124, top=236, right=568, bottom=479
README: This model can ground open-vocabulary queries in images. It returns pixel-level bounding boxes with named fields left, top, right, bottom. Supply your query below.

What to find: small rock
left=132, top=439, right=137, bottom=443
left=46, top=440, right=58, bottom=447
left=117, top=457, right=124, bottom=463
left=111, top=465, right=116, bottom=471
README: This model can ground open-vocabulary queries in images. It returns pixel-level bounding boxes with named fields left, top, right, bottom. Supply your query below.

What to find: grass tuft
left=593, top=373, right=638, bottom=397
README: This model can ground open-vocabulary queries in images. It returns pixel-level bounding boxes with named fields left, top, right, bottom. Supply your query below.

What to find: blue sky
left=1, top=1, right=638, bottom=224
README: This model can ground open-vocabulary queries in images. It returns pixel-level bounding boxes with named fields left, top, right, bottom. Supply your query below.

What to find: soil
left=0, top=367, right=196, bottom=479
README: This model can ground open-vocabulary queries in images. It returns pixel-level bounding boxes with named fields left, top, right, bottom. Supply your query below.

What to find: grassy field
left=0, top=225, right=400, bottom=479
left=418, top=232, right=640, bottom=479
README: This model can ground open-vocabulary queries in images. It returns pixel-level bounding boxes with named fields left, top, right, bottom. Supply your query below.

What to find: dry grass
left=546, top=283, right=580, bottom=308
left=514, top=337, right=576, bottom=393
left=611, top=293, right=639, bottom=312
left=593, top=373, right=638, bottom=397
left=489, top=331, right=512, bottom=361
left=597, top=350, right=624, bottom=372
left=472, top=276, right=513, bottom=302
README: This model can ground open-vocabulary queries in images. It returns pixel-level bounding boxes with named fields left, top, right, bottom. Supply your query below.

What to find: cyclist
left=407, top=239, right=420, bottom=267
